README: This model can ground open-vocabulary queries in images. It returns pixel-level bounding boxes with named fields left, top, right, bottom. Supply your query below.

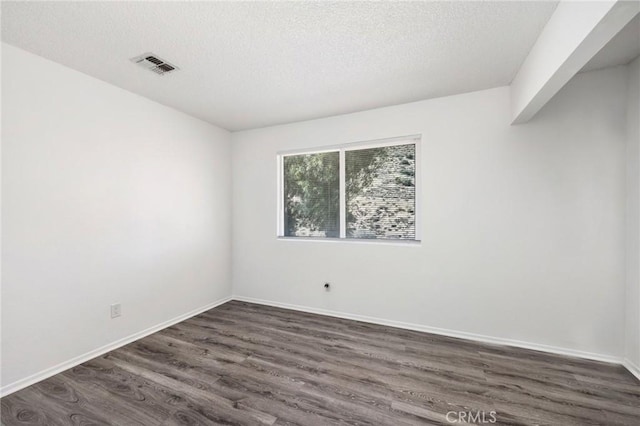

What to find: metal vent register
left=131, top=53, right=179, bottom=76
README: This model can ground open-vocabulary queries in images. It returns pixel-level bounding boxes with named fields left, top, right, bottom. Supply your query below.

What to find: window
left=278, top=136, right=420, bottom=241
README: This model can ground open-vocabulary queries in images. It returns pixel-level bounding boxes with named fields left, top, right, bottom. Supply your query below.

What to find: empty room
left=1, top=0, right=640, bottom=425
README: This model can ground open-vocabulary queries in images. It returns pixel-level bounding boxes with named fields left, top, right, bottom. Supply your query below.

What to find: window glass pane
left=345, top=144, right=415, bottom=239
left=283, top=151, right=340, bottom=237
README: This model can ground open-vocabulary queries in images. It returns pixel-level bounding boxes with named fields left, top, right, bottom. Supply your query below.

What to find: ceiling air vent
left=130, top=53, right=179, bottom=76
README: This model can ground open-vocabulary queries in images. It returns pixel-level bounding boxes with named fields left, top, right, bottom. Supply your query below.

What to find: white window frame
left=276, top=135, right=421, bottom=242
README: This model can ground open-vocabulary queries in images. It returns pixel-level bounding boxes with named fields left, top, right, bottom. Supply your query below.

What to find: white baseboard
left=623, top=358, right=640, bottom=381
left=2, top=294, right=628, bottom=398
left=233, top=295, right=622, bottom=365
left=0, top=296, right=233, bottom=398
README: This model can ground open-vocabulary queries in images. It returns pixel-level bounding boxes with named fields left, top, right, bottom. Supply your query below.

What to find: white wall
left=626, top=55, right=640, bottom=373
left=1, top=43, right=232, bottom=391
left=232, top=66, right=628, bottom=360
left=1, top=39, right=634, bottom=394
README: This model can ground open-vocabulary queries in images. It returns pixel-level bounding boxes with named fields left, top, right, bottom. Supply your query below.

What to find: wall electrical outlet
left=110, top=303, right=122, bottom=318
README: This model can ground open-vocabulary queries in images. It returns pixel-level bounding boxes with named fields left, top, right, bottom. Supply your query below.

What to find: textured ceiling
left=1, top=1, right=557, bottom=131
left=581, top=14, right=640, bottom=74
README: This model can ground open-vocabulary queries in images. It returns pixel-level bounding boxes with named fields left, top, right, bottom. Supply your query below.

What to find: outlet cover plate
left=110, top=303, right=121, bottom=318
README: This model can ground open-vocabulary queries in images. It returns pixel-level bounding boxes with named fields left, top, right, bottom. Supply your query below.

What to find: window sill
left=276, top=236, right=422, bottom=247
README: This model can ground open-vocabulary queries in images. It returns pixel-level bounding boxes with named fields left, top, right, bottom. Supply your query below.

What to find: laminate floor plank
left=2, top=301, right=638, bottom=425
left=235, top=355, right=425, bottom=426
left=1, top=387, right=111, bottom=426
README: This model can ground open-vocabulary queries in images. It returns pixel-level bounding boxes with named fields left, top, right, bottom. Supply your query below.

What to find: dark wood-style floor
left=2, top=301, right=639, bottom=425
